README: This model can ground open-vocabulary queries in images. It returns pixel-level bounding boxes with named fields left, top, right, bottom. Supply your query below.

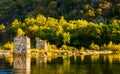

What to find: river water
left=0, top=54, right=120, bottom=74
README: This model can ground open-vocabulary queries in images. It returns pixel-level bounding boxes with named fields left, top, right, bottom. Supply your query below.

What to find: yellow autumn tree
left=0, top=24, right=5, bottom=30
left=17, top=28, right=25, bottom=36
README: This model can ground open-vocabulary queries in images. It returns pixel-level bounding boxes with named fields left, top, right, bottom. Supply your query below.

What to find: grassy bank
left=1, top=41, right=120, bottom=58
left=1, top=41, right=120, bottom=52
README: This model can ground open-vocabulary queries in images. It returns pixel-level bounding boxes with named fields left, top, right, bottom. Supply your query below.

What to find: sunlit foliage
left=90, top=43, right=100, bottom=50
left=0, top=24, right=5, bottom=30
left=8, top=14, right=120, bottom=49
left=101, top=41, right=120, bottom=51
left=17, top=28, right=25, bottom=36
left=3, top=42, right=13, bottom=51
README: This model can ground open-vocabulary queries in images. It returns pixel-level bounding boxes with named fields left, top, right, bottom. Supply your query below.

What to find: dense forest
left=0, top=0, right=120, bottom=24
left=0, top=0, right=120, bottom=50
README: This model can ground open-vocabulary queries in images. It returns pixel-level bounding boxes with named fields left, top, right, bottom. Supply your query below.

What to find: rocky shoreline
left=0, top=50, right=12, bottom=57
left=79, top=50, right=113, bottom=55
left=0, top=50, right=114, bottom=58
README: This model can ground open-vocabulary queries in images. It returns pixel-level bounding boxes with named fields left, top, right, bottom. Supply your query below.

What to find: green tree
left=62, top=32, right=71, bottom=44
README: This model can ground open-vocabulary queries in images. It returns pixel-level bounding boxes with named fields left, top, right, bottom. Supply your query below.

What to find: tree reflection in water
left=1, top=54, right=120, bottom=74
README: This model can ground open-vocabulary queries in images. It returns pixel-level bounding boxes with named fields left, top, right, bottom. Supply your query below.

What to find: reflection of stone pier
left=36, top=57, right=47, bottom=65
left=13, top=56, right=31, bottom=74
left=13, top=70, right=30, bottom=74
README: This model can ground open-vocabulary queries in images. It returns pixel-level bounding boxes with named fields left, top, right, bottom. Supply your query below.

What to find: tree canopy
left=0, top=0, right=120, bottom=25
left=9, top=14, right=120, bottom=48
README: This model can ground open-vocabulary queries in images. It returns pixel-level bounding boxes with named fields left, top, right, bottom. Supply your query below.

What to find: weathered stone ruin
left=13, top=36, right=31, bottom=55
left=36, top=39, right=47, bottom=50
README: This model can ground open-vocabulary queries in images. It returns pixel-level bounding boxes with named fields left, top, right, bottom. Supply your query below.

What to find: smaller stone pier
left=36, top=39, right=48, bottom=50
left=13, top=36, right=31, bottom=56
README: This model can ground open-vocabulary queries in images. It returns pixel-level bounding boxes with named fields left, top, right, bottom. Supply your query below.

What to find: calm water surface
left=0, top=54, right=120, bottom=74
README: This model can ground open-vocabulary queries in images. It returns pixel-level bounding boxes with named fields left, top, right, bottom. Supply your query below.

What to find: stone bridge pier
left=13, top=36, right=31, bottom=72
left=13, top=36, right=31, bottom=56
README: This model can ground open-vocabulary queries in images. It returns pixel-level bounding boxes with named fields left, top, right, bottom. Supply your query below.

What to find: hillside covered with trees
left=0, top=0, right=120, bottom=24
left=0, top=0, right=120, bottom=50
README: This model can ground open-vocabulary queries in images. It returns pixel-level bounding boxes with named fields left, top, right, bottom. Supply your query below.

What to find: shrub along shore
left=1, top=41, right=120, bottom=57
left=0, top=49, right=114, bottom=58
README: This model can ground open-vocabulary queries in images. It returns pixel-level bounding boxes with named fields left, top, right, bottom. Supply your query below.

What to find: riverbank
left=0, top=50, right=12, bottom=57
left=0, top=50, right=114, bottom=58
